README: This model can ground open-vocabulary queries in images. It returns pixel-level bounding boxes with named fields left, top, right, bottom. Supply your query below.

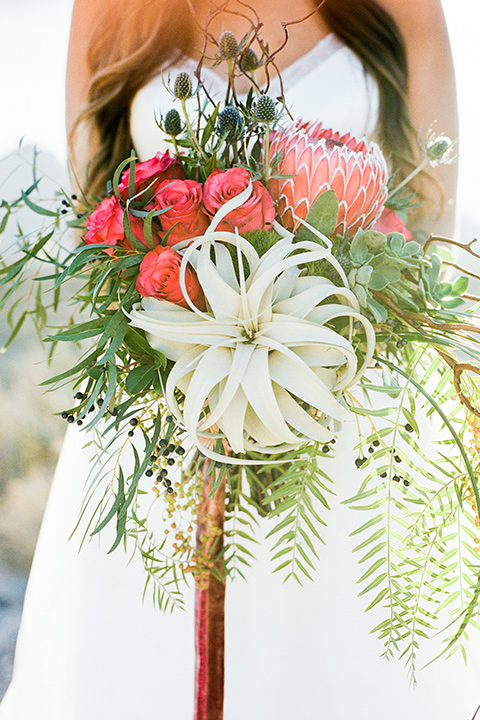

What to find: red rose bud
left=269, top=121, right=388, bottom=237
left=155, top=179, right=210, bottom=245
left=118, top=151, right=185, bottom=202
left=371, top=207, right=413, bottom=240
left=203, top=167, right=275, bottom=233
left=135, top=245, right=206, bottom=310
left=84, top=196, right=124, bottom=252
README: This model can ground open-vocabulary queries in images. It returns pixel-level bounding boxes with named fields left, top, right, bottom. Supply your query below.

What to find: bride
left=2, top=1, right=477, bottom=718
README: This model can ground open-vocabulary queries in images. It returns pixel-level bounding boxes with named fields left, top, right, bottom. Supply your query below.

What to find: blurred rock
left=0, top=566, right=27, bottom=700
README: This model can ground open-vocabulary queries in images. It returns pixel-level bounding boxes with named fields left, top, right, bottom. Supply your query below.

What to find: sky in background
left=0, top=0, right=479, bottom=223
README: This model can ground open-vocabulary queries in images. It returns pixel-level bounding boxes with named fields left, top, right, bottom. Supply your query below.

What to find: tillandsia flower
left=155, top=179, right=210, bottom=245
left=135, top=245, right=206, bottom=310
left=269, top=121, right=388, bottom=237
left=129, top=224, right=375, bottom=462
left=203, top=168, right=275, bottom=233
left=118, top=151, right=185, bottom=201
left=84, top=196, right=125, bottom=252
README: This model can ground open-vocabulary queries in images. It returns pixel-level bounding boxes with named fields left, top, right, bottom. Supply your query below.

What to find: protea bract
left=269, top=121, right=388, bottom=237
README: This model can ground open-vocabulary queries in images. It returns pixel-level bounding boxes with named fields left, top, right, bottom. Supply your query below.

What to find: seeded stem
left=180, top=99, right=207, bottom=162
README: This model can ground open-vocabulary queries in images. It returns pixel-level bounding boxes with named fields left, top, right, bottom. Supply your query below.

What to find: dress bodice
left=130, top=33, right=380, bottom=162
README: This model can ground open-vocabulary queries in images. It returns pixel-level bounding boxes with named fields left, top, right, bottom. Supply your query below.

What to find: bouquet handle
left=194, top=463, right=226, bottom=720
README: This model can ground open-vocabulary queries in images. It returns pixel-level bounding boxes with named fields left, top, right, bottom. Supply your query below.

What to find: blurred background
left=0, top=0, right=479, bottom=699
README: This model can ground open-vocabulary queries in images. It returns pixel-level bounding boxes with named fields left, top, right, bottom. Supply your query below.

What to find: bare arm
left=376, top=0, right=459, bottom=236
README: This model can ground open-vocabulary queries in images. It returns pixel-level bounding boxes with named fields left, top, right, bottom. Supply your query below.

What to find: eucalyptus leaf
left=126, top=364, right=156, bottom=395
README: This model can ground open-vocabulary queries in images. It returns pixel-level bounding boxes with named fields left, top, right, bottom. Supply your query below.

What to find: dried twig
left=373, top=291, right=480, bottom=417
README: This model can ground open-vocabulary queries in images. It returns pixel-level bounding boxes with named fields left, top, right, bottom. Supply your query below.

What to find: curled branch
left=372, top=291, right=480, bottom=418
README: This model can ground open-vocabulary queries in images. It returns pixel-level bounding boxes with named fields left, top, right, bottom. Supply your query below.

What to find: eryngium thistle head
left=216, top=107, right=244, bottom=141
left=254, top=95, right=277, bottom=124
left=164, top=109, right=182, bottom=136
left=239, top=47, right=259, bottom=73
left=218, top=30, right=240, bottom=60
left=425, top=134, right=453, bottom=164
left=173, top=72, right=193, bottom=100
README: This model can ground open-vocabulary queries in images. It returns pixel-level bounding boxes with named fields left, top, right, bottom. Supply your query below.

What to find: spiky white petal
left=128, top=200, right=375, bottom=463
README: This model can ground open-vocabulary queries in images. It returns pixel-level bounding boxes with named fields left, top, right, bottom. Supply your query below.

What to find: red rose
left=203, top=168, right=275, bottom=233
left=371, top=207, right=413, bottom=240
left=118, top=151, right=185, bottom=201
left=136, top=245, right=206, bottom=310
left=84, top=196, right=124, bottom=252
left=155, top=179, right=210, bottom=245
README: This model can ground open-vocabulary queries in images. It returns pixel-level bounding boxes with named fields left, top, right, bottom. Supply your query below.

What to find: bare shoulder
left=69, top=0, right=173, bottom=46
left=375, top=0, right=449, bottom=36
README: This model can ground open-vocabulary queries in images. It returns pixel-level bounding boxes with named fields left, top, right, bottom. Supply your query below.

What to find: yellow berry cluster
left=191, top=515, right=224, bottom=590
left=465, top=413, right=480, bottom=551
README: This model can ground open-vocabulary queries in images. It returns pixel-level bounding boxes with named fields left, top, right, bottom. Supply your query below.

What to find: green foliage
left=345, top=229, right=468, bottom=322
left=243, top=227, right=283, bottom=257
left=296, top=190, right=339, bottom=242
left=1, top=98, right=479, bottom=672
left=345, top=347, right=480, bottom=679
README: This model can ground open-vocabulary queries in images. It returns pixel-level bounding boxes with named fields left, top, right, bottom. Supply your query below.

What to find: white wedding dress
left=2, top=34, right=480, bottom=720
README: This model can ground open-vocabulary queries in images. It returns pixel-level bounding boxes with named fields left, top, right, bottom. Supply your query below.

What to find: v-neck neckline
left=196, top=33, right=341, bottom=96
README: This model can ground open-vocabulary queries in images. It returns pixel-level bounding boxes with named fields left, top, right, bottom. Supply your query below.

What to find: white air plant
left=129, top=187, right=375, bottom=463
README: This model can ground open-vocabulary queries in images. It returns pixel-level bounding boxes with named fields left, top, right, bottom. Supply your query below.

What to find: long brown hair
left=71, top=0, right=416, bottom=197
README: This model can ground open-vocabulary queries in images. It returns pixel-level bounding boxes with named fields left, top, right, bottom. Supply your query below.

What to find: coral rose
left=118, top=151, right=185, bottom=201
left=203, top=168, right=275, bottom=233
left=155, top=179, right=210, bottom=245
left=269, top=121, right=388, bottom=237
left=84, top=196, right=124, bottom=252
left=136, top=245, right=206, bottom=310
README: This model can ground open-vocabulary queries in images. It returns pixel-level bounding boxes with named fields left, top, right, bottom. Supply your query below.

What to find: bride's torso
left=130, top=33, right=380, bottom=161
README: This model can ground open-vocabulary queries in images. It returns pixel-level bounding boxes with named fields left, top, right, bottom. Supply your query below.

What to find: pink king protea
left=269, top=121, right=388, bottom=237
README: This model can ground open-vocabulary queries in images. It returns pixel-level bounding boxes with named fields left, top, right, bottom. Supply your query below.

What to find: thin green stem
left=263, top=127, right=271, bottom=182
left=388, top=158, right=429, bottom=199
left=180, top=99, right=207, bottom=162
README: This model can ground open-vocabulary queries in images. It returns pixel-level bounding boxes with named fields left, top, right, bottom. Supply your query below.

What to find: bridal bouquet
left=1, top=27, right=479, bottom=688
